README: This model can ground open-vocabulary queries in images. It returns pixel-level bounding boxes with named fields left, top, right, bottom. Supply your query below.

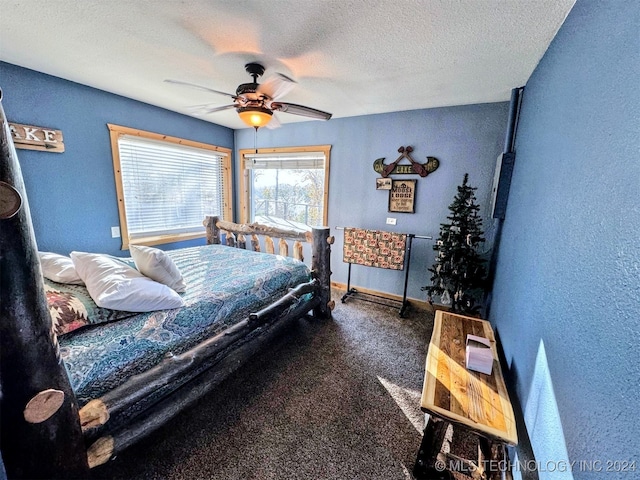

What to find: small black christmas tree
left=423, top=173, right=486, bottom=314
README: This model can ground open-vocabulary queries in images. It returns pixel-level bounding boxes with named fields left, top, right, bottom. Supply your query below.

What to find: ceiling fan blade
left=271, top=102, right=332, bottom=120
left=187, top=104, right=237, bottom=115
left=164, top=79, right=236, bottom=99
left=265, top=114, right=281, bottom=130
left=257, top=73, right=296, bottom=100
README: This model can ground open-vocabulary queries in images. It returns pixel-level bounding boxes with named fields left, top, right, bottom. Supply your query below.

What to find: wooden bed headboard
left=204, top=215, right=335, bottom=317
left=205, top=216, right=311, bottom=260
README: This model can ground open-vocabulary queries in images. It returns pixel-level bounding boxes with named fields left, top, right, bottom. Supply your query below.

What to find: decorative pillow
left=39, top=252, right=84, bottom=285
left=129, top=245, right=187, bottom=293
left=45, top=282, right=90, bottom=335
left=71, top=251, right=185, bottom=312
left=44, top=279, right=138, bottom=336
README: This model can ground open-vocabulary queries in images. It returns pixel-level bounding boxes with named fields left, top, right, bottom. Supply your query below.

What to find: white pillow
left=129, top=245, right=187, bottom=293
left=70, top=251, right=185, bottom=312
left=39, top=252, right=85, bottom=285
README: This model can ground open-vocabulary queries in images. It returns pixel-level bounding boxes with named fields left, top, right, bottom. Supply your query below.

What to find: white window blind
left=244, top=151, right=325, bottom=169
left=117, top=135, right=226, bottom=239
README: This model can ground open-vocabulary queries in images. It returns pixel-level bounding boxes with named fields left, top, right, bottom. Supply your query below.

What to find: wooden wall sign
left=9, top=122, right=65, bottom=153
left=373, top=146, right=439, bottom=177
left=389, top=179, right=416, bottom=213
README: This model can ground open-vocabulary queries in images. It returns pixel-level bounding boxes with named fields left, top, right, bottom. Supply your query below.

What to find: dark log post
left=203, top=215, right=220, bottom=244
left=248, top=279, right=319, bottom=324
left=311, top=226, right=333, bottom=318
left=0, top=100, right=90, bottom=477
left=413, top=417, right=454, bottom=480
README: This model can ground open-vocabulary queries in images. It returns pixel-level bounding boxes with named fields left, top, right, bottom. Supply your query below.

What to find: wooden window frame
left=239, top=145, right=331, bottom=226
left=109, top=124, right=233, bottom=250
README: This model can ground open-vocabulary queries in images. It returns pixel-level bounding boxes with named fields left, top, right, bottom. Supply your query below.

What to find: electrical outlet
left=111, top=226, right=121, bottom=238
left=386, top=217, right=397, bottom=225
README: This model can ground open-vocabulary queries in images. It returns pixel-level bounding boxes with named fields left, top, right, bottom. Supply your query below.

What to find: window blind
left=244, top=151, right=325, bottom=169
left=118, top=135, right=226, bottom=239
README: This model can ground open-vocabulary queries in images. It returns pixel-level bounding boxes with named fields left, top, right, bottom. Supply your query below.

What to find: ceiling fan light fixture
left=167, top=61, right=331, bottom=128
left=237, top=106, right=273, bottom=128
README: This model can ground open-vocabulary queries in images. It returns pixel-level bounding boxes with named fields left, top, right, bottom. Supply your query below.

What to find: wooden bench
left=414, top=311, right=518, bottom=480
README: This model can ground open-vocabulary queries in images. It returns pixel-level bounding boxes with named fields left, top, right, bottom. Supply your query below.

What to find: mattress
left=57, top=244, right=310, bottom=406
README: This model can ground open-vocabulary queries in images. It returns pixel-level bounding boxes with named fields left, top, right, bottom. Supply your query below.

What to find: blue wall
left=2, top=61, right=508, bottom=300
left=490, top=0, right=640, bottom=476
left=236, top=103, right=509, bottom=300
left=0, top=62, right=234, bottom=256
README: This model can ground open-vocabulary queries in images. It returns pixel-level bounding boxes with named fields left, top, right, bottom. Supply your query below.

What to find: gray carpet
left=92, top=291, right=434, bottom=480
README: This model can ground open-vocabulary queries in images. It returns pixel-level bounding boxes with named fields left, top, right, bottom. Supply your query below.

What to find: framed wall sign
left=376, top=177, right=392, bottom=190
left=389, top=179, right=416, bottom=213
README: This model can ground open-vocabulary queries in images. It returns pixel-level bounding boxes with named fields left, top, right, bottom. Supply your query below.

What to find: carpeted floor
left=92, top=291, right=434, bottom=480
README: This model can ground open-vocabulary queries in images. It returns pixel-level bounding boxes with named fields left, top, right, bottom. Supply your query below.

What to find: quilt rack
left=337, top=227, right=432, bottom=317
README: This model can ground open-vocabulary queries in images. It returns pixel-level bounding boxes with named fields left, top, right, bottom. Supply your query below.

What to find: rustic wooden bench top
left=420, top=310, right=518, bottom=446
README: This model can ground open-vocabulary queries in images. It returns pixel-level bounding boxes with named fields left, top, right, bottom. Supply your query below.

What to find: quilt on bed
left=54, top=244, right=311, bottom=406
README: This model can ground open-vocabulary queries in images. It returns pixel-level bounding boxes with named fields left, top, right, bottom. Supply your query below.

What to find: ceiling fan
left=165, top=62, right=332, bottom=129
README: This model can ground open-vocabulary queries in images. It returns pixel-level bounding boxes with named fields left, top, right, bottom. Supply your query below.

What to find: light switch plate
left=386, top=217, right=397, bottom=225
left=111, top=226, right=121, bottom=238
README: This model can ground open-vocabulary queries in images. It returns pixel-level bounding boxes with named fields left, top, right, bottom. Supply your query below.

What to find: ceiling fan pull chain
left=254, top=126, right=259, bottom=154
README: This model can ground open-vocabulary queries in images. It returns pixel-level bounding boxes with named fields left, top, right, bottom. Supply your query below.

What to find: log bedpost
left=265, top=236, right=275, bottom=254
left=0, top=99, right=90, bottom=477
left=237, top=234, right=247, bottom=250
left=311, top=226, right=333, bottom=319
left=278, top=238, right=289, bottom=257
left=204, top=215, right=220, bottom=244
left=251, top=233, right=261, bottom=252
left=226, top=231, right=236, bottom=247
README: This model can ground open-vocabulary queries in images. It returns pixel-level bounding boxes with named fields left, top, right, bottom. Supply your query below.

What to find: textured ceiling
left=0, top=0, right=575, bottom=130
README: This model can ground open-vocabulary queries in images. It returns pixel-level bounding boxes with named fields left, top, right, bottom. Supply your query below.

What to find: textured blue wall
left=0, top=62, right=234, bottom=256
left=490, top=0, right=640, bottom=475
left=1, top=60, right=507, bottom=299
left=236, top=103, right=509, bottom=300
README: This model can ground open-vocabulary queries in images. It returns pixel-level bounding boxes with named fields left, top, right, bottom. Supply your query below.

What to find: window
left=109, top=124, right=232, bottom=249
left=239, top=146, right=331, bottom=231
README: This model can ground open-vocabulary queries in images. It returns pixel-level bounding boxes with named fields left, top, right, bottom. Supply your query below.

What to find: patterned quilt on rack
left=56, top=244, right=310, bottom=406
left=343, top=228, right=407, bottom=270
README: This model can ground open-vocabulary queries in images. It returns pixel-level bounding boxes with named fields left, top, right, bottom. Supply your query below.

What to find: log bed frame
left=0, top=99, right=334, bottom=478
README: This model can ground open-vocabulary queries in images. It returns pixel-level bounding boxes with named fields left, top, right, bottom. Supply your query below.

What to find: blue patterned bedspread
left=59, top=244, right=311, bottom=406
